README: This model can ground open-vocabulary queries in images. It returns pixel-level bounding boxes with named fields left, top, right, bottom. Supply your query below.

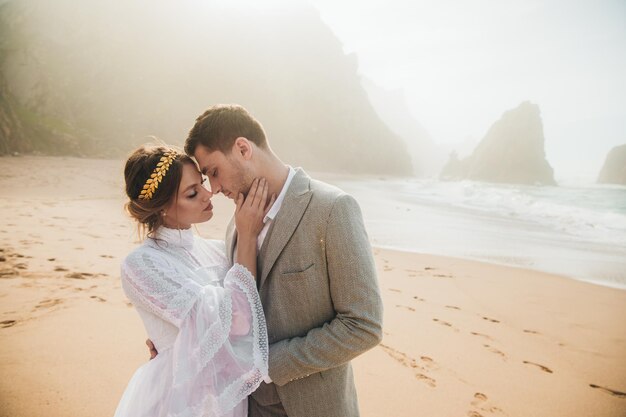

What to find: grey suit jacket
left=226, top=168, right=383, bottom=417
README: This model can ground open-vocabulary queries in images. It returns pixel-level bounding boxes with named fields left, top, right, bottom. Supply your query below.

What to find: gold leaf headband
left=138, top=151, right=178, bottom=200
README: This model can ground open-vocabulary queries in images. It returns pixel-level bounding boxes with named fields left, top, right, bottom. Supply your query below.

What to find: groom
left=187, top=104, right=383, bottom=417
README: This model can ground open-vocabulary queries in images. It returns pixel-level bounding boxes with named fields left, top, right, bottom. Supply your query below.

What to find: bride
left=114, top=145, right=272, bottom=417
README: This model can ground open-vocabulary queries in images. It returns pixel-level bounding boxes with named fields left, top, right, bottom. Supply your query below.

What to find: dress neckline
left=152, top=226, right=195, bottom=250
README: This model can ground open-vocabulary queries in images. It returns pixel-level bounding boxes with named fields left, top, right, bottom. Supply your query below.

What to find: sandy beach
left=0, top=156, right=625, bottom=417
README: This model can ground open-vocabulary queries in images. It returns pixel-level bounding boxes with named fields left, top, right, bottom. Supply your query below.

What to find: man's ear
left=233, top=137, right=253, bottom=161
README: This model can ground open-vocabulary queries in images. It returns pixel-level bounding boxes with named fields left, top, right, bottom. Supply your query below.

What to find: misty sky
left=308, top=0, right=626, bottom=180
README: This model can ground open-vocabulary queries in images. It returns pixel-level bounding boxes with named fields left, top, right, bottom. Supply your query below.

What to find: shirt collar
left=264, top=166, right=296, bottom=223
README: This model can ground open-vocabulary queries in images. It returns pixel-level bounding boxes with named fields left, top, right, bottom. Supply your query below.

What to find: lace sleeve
left=168, top=263, right=269, bottom=417
left=122, top=249, right=268, bottom=416
left=120, top=249, right=203, bottom=327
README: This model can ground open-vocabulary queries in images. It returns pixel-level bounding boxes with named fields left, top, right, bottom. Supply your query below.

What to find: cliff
left=361, top=77, right=444, bottom=177
left=597, top=144, right=626, bottom=185
left=0, top=0, right=412, bottom=175
left=440, top=101, right=556, bottom=185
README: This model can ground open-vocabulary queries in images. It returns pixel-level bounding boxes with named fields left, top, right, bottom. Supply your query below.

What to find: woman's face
left=162, top=161, right=213, bottom=229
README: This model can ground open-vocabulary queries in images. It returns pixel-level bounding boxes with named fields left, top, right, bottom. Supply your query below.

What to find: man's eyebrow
left=200, top=166, right=210, bottom=175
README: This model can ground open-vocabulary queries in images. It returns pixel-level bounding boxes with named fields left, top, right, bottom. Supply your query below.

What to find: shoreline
left=373, top=244, right=626, bottom=291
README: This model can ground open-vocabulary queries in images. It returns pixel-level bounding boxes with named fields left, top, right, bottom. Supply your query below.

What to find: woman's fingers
left=260, top=179, right=269, bottom=209
left=255, top=178, right=268, bottom=209
left=235, top=192, right=244, bottom=213
left=246, top=178, right=260, bottom=207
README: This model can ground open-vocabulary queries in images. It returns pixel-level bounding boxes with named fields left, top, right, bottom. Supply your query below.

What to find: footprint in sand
left=0, top=268, right=18, bottom=278
left=413, top=295, right=426, bottom=302
left=424, top=267, right=435, bottom=271
left=14, top=263, right=28, bottom=270
left=483, top=344, right=507, bottom=360
left=419, top=356, right=439, bottom=370
left=523, top=360, right=553, bottom=374
left=90, top=295, right=107, bottom=302
left=469, top=392, right=505, bottom=416
left=65, top=272, right=93, bottom=279
left=388, top=288, right=402, bottom=293
left=445, top=305, right=461, bottom=310
left=523, top=329, right=540, bottom=334
left=415, top=373, right=437, bottom=387
left=471, top=332, right=493, bottom=341
left=100, top=255, right=115, bottom=259
left=482, top=316, right=500, bottom=323
left=1, top=320, right=17, bottom=328
left=35, top=299, right=63, bottom=309
left=589, top=384, right=626, bottom=398
left=379, top=343, right=438, bottom=387
left=433, top=273, right=453, bottom=278
left=54, top=266, right=69, bottom=272
left=433, top=318, right=459, bottom=331
left=396, top=304, right=416, bottom=312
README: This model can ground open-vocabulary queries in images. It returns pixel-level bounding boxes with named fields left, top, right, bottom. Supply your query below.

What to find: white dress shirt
left=257, top=166, right=296, bottom=249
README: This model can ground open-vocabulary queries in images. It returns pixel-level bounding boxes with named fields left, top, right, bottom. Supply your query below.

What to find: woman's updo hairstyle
left=124, top=144, right=194, bottom=237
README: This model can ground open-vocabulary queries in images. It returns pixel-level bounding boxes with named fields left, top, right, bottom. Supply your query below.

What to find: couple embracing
left=115, top=104, right=383, bottom=417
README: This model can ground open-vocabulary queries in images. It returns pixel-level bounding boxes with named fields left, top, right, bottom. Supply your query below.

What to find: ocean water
left=328, top=177, right=626, bottom=290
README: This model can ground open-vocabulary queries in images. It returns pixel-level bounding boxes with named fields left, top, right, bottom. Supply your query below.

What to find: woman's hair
left=124, top=144, right=194, bottom=238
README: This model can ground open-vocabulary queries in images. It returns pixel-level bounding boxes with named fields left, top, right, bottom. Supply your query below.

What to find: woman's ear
left=233, top=137, right=253, bottom=161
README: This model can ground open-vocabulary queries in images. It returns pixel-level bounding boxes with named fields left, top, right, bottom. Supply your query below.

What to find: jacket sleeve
left=267, top=194, right=384, bottom=386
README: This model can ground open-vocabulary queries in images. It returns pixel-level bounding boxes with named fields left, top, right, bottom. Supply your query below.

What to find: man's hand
left=146, top=339, right=158, bottom=360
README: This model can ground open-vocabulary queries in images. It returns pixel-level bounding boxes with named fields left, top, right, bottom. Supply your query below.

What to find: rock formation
left=0, top=1, right=412, bottom=175
left=440, top=101, right=556, bottom=185
left=597, top=144, right=626, bottom=185
left=361, top=77, right=444, bottom=177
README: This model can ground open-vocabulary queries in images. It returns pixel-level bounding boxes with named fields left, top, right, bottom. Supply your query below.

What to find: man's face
left=193, top=145, right=254, bottom=200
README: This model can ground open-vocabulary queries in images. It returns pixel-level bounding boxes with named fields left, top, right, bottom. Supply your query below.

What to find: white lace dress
left=114, top=227, right=268, bottom=417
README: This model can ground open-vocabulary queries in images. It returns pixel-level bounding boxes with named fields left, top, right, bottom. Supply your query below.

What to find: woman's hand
left=234, top=178, right=275, bottom=240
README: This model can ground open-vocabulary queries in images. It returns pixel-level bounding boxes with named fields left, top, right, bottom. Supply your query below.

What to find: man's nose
left=208, top=178, right=221, bottom=194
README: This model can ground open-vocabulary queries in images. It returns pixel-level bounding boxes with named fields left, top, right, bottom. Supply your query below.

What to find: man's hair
left=185, top=104, right=268, bottom=156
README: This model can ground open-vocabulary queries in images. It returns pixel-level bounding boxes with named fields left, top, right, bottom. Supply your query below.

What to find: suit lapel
left=258, top=169, right=312, bottom=289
